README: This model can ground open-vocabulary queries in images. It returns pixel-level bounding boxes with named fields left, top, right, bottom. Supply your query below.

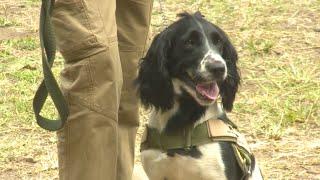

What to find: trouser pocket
left=52, top=0, right=117, bottom=62
left=60, top=48, right=122, bottom=121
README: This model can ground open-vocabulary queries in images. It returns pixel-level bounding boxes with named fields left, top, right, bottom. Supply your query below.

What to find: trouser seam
left=142, top=1, right=153, bottom=55
left=66, top=93, right=118, bottom=122
left=80, top=0, right=94, bottom=37
left=86, top=55, right=95, bottom=105
left=96, top=1, right=111, bottom=42
left=63, top=42, right=119, bottom=63
left=62, top=41, right=105, bottom=63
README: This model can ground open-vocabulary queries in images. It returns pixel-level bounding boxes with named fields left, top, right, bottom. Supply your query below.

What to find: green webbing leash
left=32, top=0, right=69, bottom=131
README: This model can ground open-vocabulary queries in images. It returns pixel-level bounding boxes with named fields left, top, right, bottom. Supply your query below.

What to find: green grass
left=2, top=37, right=38, bottom=51
left=0, top=17, right=17, bottom=27
left=246, top=38, right=274, bottom=55
left=25, top=0, right=41, bottom=6
left=0, top=36, right=62, bottom=126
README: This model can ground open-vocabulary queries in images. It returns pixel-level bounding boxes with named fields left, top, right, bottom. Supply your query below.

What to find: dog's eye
left=211, top=33, right=221, bottom=44
left=184, top=31, right=200, bottom=49
left=185, top=39, right=195, bottom=48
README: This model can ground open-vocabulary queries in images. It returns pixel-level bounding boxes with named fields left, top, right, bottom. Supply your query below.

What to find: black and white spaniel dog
left=135, top=12, right=263, bottom=180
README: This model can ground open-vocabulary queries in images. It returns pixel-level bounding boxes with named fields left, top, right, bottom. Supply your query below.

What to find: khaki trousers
left=52, top=0, right=152, bottom=179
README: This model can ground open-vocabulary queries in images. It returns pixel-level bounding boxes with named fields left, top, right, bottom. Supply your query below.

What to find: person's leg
left=52, top=0, right=121, bottom=179
left=116, top=0, right=153, bottom=179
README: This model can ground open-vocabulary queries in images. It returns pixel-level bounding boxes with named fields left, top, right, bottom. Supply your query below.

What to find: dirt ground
left=1, top=0, right=319, bottom=179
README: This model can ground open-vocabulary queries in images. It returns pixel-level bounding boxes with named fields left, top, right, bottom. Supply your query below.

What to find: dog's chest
left=141, top=143, right=227, bottom=180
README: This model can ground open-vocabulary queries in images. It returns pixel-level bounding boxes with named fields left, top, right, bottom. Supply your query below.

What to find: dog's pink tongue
left=196, top=82, right=219, bottom=100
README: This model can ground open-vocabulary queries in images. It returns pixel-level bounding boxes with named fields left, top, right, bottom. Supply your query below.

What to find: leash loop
left=33, top=0, right=69, bottom=131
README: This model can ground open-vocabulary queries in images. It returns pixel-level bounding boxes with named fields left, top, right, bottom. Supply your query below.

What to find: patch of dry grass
left=1, top=0, right=319, bottom=179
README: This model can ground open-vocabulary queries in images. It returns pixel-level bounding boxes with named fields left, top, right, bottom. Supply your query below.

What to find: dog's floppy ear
left=135, top=31, right=174, bottom=111
left=219, top=39, right=240, bottom=112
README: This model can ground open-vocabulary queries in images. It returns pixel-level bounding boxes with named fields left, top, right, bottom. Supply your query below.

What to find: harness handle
left=33, top=0, right=69, bottom=131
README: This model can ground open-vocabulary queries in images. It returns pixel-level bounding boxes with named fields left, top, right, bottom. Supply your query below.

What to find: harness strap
left=140, top=118, right=253, bottom=179
left=141, top=121, right=223, bottom=151
left=33, top=0, right=69, bottom=131
left=207, top=119, right=253, bottom=179
left=141, top=119, right=240, bottom=151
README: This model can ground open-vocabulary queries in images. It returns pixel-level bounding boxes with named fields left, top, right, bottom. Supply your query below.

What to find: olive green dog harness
left=141, top=118, right=254, bottom=179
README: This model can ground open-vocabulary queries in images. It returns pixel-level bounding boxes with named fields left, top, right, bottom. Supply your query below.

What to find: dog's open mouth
left=195, top=82, right=219, bottom=101
left=178, top=72, right=221, bottom=104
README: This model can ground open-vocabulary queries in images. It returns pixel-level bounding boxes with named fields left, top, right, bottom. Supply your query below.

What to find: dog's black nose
left=206, top=61, right=225, bottom=77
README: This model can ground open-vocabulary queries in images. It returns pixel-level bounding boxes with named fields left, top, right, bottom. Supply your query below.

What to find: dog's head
left=136, top=12, right=240, bottom=112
